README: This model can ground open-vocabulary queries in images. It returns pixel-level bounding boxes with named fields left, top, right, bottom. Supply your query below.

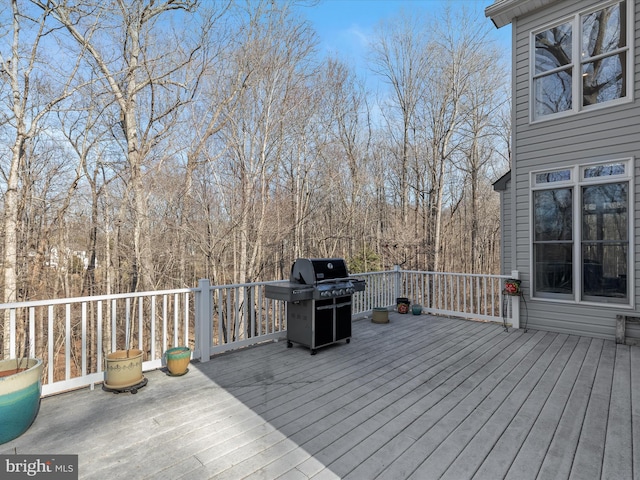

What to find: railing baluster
left=138, top=298, right=144, bottom=351
left=81, top=302, right=87, bottom=377
left=65, top=304, right=71, bottom=380
left=184, top=293, right=189, bottom=348
left=97, top=301, right=103, bottom=375
left=111, top=299, right=117, bottom=353
left=162, top=295, right=168, bottom=354
left=218, top=288, right=224, bottom=346
left=9, top=309, right=16, bottom=358
left=48, top=305, right=54, bottom=384
left=174, top=293, right=179, bottom=347
left=29, top=307, right=36, bottom=359
left=151, top=297, right=156, bottom=361
left=257, top=286, right=263, bottom=336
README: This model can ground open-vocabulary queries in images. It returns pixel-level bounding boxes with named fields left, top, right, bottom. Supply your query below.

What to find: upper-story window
left=532, top=1, right=631, bottom=121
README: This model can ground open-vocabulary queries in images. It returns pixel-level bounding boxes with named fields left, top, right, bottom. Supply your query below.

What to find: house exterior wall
left=502, top=180, right=513, bottom=276
left=495, top=175, right=513, bottom=276
left=510, top=0, right=639, bottom=340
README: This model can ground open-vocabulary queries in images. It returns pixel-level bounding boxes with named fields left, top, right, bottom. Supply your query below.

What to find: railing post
left=510, top=270, right=520, bottom=329
left=394, top=265, right=401, bottom=302
left=196, top=279, right=212, bottom=362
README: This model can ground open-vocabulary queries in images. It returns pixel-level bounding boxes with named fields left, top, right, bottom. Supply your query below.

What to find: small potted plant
left=504, top=278, right=522, bottom=296
left=396, top=297, right=410, bottom=314
left=165, top=346, right=191, bottom=376
left=104, top=348, right=145, bottom=392
left=372, top=307, right=389, bottom=324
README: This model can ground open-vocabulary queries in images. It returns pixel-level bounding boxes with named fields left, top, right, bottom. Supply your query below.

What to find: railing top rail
left=0, top=287, right=196, bottom=310
left=351, top=270, right=396, bottom=277
left=0, top=269, right=511, bottom=311
left=399, top=270, right=512, bottom=279
left=208, top=279, right=289, bottom=290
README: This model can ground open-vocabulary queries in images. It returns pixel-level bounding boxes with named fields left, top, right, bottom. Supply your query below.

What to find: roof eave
left=493, top=171, right=511, bottom=192
left=485, top=0, right=559, bottom=29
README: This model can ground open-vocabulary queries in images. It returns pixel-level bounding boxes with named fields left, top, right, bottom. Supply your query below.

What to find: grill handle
left=315, top=277, right=353, bottom=285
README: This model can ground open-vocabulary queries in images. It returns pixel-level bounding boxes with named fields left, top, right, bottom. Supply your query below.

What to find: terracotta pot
left=104, top=349, right=144, bottom=389
left=0, top=358, right=43, bottom=444
left=165, top=347, right=191, bottom=376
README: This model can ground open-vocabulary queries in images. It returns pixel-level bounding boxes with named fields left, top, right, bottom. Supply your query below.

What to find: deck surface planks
left=1, top=313, right=638, bottom=480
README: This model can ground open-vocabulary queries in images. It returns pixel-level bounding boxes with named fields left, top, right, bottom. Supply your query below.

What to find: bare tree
left=0, top=0, right=82, bottom=356
left=451, top=23, right=508, bottom=273
left=369, top=11, right=430, bottom=227
left=217, top=0, right=318, bottom=283
left=35, top=0, right=218, bottom=292
left=315, top=58, right=372, bottom=261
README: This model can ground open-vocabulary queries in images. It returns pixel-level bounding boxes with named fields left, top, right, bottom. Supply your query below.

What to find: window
left=534, top=188, right=573, bottom=295
left=531, top=160, right=631, bottom=304
left=534, top=22, right=573, bottom=117
left=532, top=1, right=631, bottom=120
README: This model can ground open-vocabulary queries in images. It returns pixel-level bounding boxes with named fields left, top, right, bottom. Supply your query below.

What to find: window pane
left=534, top=188, right=573, bottom=241
left=535, top=23, right=572, bottom=74
left=534, top=69, right=572, bottom=116
left=582, top=1, right=626, bottom=58
left=583, top=244, right=627, bottom=298
left=535, top=243, right=573, bottom=294
left=582, top=183, right=627, bottom=241
left=583, top=163, right=625, bottom=178
left=582, top=53, right=626, bottom=106
left=536, top=170, right=571, bottom=183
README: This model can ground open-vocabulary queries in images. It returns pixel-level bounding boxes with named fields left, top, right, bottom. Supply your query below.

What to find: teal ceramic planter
left=0, top=358, right=43, bottom=444
left=165, top=346, right=191, bottom=376
left=412, top=304, right=423, bottom=315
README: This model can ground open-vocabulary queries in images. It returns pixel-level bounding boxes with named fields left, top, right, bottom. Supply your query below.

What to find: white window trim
left=529, top=0, right=634, bottom=124
left=529, top=158, right=634, bottom=308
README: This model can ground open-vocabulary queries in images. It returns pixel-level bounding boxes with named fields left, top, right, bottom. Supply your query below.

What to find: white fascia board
left=485, top=0, right=559, bottom=28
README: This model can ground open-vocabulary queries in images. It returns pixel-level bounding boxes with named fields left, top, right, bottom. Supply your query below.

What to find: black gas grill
left=265, top=258, right=366, bottom=354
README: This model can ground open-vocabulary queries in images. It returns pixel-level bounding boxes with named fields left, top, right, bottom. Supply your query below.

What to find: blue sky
left=304, top=0, right=511, bottom=89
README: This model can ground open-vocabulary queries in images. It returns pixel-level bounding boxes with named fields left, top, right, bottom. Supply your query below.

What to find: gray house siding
left=510, top=0, right=640, bottom=340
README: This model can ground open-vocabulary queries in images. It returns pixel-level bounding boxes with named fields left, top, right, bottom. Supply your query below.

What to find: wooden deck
left=2, top=313, right=639, bottom=479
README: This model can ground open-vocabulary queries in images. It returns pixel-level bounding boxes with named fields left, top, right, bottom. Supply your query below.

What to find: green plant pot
left=412, top=304, right=423, bottom=315
left=165, top=347, right=191, bottom=376
left=0, top=358, right=43, bottom=445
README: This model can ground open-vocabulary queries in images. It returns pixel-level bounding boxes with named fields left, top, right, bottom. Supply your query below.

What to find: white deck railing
left=1, top=268, right=518, bottom=396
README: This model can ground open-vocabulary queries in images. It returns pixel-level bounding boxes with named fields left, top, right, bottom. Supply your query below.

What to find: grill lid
left=290, top=258, right=349, bottom=285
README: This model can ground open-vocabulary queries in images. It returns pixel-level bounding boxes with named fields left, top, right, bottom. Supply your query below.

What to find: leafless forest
left=0, top=0, right=510, bottom=309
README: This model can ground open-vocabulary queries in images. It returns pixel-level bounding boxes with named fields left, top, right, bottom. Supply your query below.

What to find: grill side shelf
left=264, top=283, right=314, bottom=302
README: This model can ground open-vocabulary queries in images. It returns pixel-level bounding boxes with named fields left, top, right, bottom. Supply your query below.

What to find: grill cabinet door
left=314, top=299, right=334, bottom=347
left=335, top=297, right=352, bottom=341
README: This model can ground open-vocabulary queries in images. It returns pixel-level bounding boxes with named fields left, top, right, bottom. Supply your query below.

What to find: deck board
left=569, top=339, right=616, bottom=480
left=501, top=336, right=593, bottom=479
left=1, top=313, right=638, bottom=480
